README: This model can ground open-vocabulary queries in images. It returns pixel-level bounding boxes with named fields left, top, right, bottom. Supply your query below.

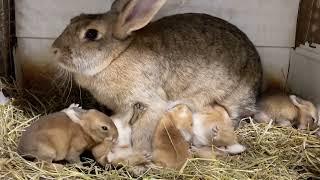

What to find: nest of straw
left=0, top=80, right=320, bottom=179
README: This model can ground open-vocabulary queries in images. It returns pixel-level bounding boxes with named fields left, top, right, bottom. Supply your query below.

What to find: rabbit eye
left=85, top=29, right=99, bottom=41
left=101, top=126, right=108, bottom=131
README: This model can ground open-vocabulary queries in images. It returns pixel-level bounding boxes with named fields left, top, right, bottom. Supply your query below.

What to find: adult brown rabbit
left=52, top=0, right=262, bottom=157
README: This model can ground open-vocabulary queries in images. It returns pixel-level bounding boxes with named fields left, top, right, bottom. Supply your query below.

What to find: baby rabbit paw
left=190, top=146, right=215, bottom=158
left=131, top=151, right=152, bottom=166
left=128, top=152, right=152, bottom=166
left=120, top=151, right=152, bottom=176
left=211, top=126, right=219, bottom=138
left=142, top=151, right=152, bottom=163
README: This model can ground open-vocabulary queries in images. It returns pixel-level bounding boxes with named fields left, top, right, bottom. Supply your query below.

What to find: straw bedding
left=0, top=81, right=319, bottom=179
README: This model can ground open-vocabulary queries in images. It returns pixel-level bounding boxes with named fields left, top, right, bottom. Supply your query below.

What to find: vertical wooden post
left=296, top=0, right=320, bottom=47
left=0, top=0, right=16, bottom=80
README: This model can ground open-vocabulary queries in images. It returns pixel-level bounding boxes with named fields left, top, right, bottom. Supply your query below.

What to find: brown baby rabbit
left=52, top=0, right=262, bottom=158
left=65, top=103, right=150, bottom=167
left=192, top=105, right=246, bottom=157
left=152, top=104, right=193, bottom=170
left=17, top=104, right=118, bottom=163
left=254, top=93, right=319, bottom=130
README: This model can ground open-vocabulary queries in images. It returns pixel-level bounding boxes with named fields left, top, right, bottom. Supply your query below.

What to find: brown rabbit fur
left=254, top=93, right=319, bottom=130
left=152, top=104, right=192, bottom=170
left=52, top=0, right=262, bottom=155
left=65, top=103, right=150, bottom=167
left=17, top=107, right=118, bottom=163
left=106, top=103, right=151, bottom=167
left=192, top=105, right=246, bottom=157
left=92, top=137, right=115, bottom=166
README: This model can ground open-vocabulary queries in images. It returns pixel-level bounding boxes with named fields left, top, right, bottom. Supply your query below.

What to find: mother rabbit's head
left=52, top=0, right=166, bottom=76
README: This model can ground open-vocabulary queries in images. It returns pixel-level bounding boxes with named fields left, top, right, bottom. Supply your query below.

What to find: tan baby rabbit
left=254, top=93, right=319, bottom=130
left=192, top=105, right=246, bottom=158
left=152, top=102, right=245, bottom=169
left=17, top=104, right=118, bottom=163
left=52, top=0, right=262, bottom=159
left=152, top=104, right=193, bottom=170
left=64, top=103, right=150, bottom=167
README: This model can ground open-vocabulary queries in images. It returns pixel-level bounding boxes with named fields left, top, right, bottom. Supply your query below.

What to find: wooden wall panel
left=296, top=0, right=320, bottom=47
left=0, top=0, right=16, bottom=79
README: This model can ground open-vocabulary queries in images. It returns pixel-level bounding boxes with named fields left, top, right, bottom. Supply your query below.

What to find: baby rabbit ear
left=113, top=0, right=167, bottom=39
left=62, top=108, right=82, bottom=124
left=289, top=95, right=305, bottom=108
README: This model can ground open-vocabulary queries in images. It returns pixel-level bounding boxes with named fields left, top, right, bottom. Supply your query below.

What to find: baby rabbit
left=52, top=0, right=262, bottom=158
left=254, top=94, right=319, bottom=130
left=192, top=105, right=246, bottom=157
left=64, top=103, right=150, bottom=167
left=152, top=102, right=245, bottom=169
left=106, top=103, right=151, bottom=167
left=17, top=104, right=118, bottom=163
left=152, top=104, right=193, bottom=170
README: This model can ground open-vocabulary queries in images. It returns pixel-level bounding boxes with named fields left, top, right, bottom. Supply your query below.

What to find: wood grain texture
left=0, top=0, right=16, bottom=79
left=296, top=0, right=320, bottom=47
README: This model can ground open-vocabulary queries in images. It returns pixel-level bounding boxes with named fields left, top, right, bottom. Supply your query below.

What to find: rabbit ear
left=111, top=0, right=131, bottom=13
left=62, top=108, right=82, bottom=124
left=113, top=0, right=167, bottom=39
left=289, top=95, right=306, bottom=108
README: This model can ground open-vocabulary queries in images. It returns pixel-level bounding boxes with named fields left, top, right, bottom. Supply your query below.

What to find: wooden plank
left=0, top=0, right=16, bottom=79
left=296, top=0, right=320, bottom=47
left=155, top=0, right=300, bottom=47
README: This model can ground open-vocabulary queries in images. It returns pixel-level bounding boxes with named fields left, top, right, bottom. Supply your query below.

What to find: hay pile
left=0, top=83, right=320, bottom=179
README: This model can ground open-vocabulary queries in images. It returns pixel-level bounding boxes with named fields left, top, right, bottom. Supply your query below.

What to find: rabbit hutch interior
left=1, top=0, right=320, bottom=179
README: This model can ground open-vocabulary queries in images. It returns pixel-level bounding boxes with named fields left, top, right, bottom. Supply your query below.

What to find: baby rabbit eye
left=101, top=126, right=108, bottom=131
left=85, top=29, right=99, bottom=41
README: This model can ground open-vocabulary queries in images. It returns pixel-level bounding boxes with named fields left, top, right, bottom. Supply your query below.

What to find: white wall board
left=288, top=44, right=320, bottom=104
left=15, top=0, right=112, bottom=39
left=156, top=0, right=300, bottom=47
left=257, top=47, right=291, bottom=87
left=16, top=0, right=300, bottom=47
